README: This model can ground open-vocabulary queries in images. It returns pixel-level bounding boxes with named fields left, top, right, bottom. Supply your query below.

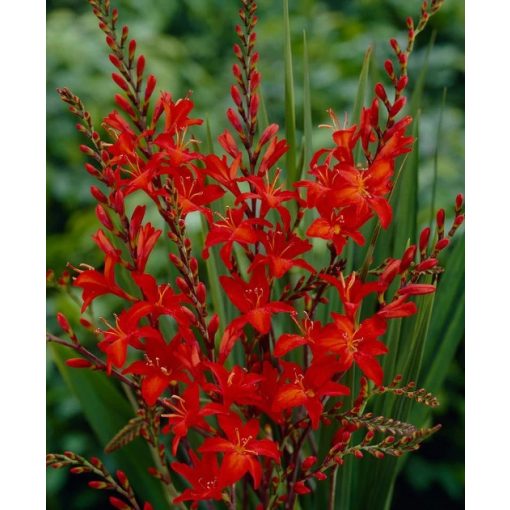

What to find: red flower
left=327, top=159, right=394, bottom=228
left=219, top=266, right=294, bottom=359
left=171, top=452, right=225, bottom=507
left=321, top=272, right=381, bottom=319
left=199, top=412, right=280, bottom=488
left=204, top=362, right=264, bottom=410
left=96, top=307, right=160, bottom=373
left=162, top=383, right=213, bottom=455
left=236, top=170, right=297, bottom=230
left=306, top=205, right=370, bottom=254
left=123, top=336, right=189, bottom=405
left=273, top=315, right=322, bottom=357
left=203, top=207, right=269, bottom=270
left=250, top=227, right=315, bottom=278
left=273, top=361, right=349, bottom=429
left=316, top=314, right=388, bottom=385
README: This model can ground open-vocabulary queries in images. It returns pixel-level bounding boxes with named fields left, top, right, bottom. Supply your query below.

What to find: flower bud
left=230, top=85, right=242, bottom=107
left=112, top=73, right=129, bottom=91
left=136, top=55, right=145, bottom=79
left=419, top=227, right=431, bottom=253
left=109, top=54, right=121, bottom=69
left=145, top=75, right=157, bottom=102
left=66, top=358, right=93, bottom=369
left=302, top=456, right=317, bottom=471
left=109, top=497, right=130, bottom=510
left=96, top=204, right=114, bottom=231
left=435, top=238, right=450, bottom=251
left=375, top=83, right=388, bottom=102
left=57, top=312, right=71, bottom=333
left=400, top=245, right=417, bottom=271
left=384, top=59, right=394, bottom=78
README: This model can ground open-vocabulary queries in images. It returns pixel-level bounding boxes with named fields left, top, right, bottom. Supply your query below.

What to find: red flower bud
left=455, top=193, right=464, bottom=212
left=196, top=282, right=206, bottom=304
left=145, top=75, right=157, bottom=102
left=384, top=59, right=394, bottom=77
left=96, top=205, right=114, bottom=231
left=436, top=208, right=445, bottom=229
left=400, top=245, right=417, bottom=271
left=232, top=63, right=242, bottom=82
left=84, top=163, right=99, bottom=178
left=129, top=39, right=136, bottom=60
left=233, top=43, right=243, bottom=59
left=112, top=73, right=129, bottom=91
left=109, top=54, right=121, bottom=69
left=314, top=472, right=327, bottom=481
left=397, top=284, right=436, bottom=296
left=88, top=480, right=109, bottom=489
left=396, top=75, right=408, bottom=91
left=389, top=96, right=406, bottom=117
left=294, top=480, right=311, bottom=495
left=259, top=123, right=279, bottom=147
left=390, top=38, right=400, bottom=53
left=419, top=227, right=431, bottom=252
left=175, top=277, right=188, bottom=293
left=114, top=94, right=135, bottom=117
left=375, top=83, right=388, bottom=102
left=90, top=186, right=107, bottom=203
left=57, top=312, right=71, bottom=333
left=66, top=358, right=93, bottom=369
left=249, top=93, right=259, bottom=120
left=109, top=497, right=130, bottom=510
left=302, top=456, right=317, bottom=471
left=435, top=238, right=450, bottom=251
left=231, top=85, right=243, bottom=107
left=415, top=258, right=438, bottom=271
left=454, top=214, right=464, bottom=227
left=189, top=257, right=198, bottom=275
left=136, top=55, right=145, bottom=79
left=79, top=144, right=96, bottom=157
left=227, top=107, right=243, bottom=134
left=208, top=314, right=220, bottom=338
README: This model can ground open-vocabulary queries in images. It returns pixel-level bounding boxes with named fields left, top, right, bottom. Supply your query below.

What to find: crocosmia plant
left=47, top=0, right=464, bottom=508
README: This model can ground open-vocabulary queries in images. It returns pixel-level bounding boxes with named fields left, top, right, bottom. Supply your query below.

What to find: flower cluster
left=48, top=0, right=462, bottom=508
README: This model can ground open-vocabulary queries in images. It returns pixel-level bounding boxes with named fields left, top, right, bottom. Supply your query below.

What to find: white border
left=1, top=0, right=46, bottom=507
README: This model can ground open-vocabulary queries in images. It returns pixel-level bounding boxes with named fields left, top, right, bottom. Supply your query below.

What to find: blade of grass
left=302, top=30, right=312, bottom=180
left=283, top=0, right=297, bottom=188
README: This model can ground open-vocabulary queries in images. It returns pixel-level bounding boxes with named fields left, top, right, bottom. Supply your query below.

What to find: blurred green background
left=47, top=0, right=464, bottom=508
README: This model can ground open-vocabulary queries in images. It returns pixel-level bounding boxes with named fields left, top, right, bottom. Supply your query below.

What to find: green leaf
left=302, top=29, right=312, bottom=180
left=49, top=343, right=172, bottom=509
left=283, top=0, right=297, bottom=187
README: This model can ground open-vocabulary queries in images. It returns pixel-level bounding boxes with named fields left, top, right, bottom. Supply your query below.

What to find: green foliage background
left=47, top=0, right=464, bottom=508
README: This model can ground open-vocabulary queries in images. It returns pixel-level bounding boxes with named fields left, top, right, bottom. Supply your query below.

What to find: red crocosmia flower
left=203, top=153, right=242, bottom=193
left=273, top=315, right=322, bottom=357
left=253, top=361, right=286, bottom=422
left=133, top=223, right=161, bottom=273
left=171, top=451, right=225, bottom=508
left=158, top=93, right=203, bottom=136
left=257, top=136, right=288, bottom=176
left=204, top=362, right=264, bottom=410
left=97, top=307, right=161, bottom=373
left=328, top=159, right=394, bottom=228
left=161, top=383, right=213, bottom=455
left=199, top=412, right=280, bottom=488
left=123, top=336, right=189, bottom=406
left=250, top=227, right=315, bottom=278
left=203, top=207, right=270, bottom=270
left=236, top=170, right=297, bottom=230
left=317, top=314, right=388, bottom=386
left=219, top=266, right=294, bottom=359
left=321, top=272, right=381, bottom=319
left=172, top=170, right=225, bottom=222
left=73, top=256, right=135, bottom=312
left=306, top=205, right=370, bottom=255
left=273, top=361, right=349, bottom=429
left=130, top=272, right=194, bottom=329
